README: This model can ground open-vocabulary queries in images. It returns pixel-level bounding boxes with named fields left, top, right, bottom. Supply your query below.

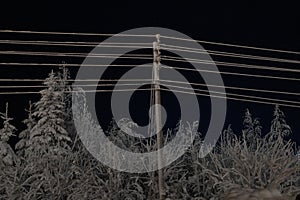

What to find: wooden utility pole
left=153, top=34, right=166, bottom=200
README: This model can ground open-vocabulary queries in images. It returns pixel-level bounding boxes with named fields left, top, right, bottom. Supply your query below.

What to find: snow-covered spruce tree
left=242, top=108, right=262, bottom=136
left=15, top=101, right=35, bottom=157
left=58, top=65, right=72, bottom=123
left=30, top=70, right=71, bottom=153
left=71, top=87, right=103, bottom=151
left=242, top=108, right=262, bottom=150
left=72, top=88, right=150, bottom=199
left=270, top=105, right=291, bottom=137
left=0, top=103, right=18, bottom=166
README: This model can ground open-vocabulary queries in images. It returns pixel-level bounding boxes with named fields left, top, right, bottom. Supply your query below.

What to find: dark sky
left=0, top=1, right=300, bottom=144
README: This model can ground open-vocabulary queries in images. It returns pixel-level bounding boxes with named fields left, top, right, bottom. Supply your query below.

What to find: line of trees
left=0, top=68, right=299, bottom=199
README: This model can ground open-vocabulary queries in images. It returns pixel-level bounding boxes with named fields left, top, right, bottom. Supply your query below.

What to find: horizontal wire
left=161, top=65, right=300, bottom=82
left=0, top=82, right=299, bottom=106
left=161, top=55, right=300, bottom=73
left=1, top=52, right=300, bottom=73
left=0, top=83, right=151, bottom=88
left=0, top=57, right=299, bottom=75
left=0, top=30, right=154, bottom=37
left=0, top=84, right=298, bottom=108
left=0, top=40, right=152, bottom=47
left=160, top=88, right=300, bottom=109
left=2, top=50, right=300, bottom=73
left=160, top=35, right=300, bottom=55
left=1, top=30, right=299, bottom=56
left=1, top=29, right=299, bottom=55
left=160, top=79, right=300, bottom=96
left=0, top=50, right=153, bottom=59
left=0, top=78, right=153, bottom=82
left=1, top=80, right=299, bottom=97
left=161, top=46, right=300, bottom=65
left=1, top=39, right=300, bottom=65
left=160, top=83, right=300, bottom=105
left=0, top=88, right=153, bottom=95
left=0, top=62, right=153, bottom=67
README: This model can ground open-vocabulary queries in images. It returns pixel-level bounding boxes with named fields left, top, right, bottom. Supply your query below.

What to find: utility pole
left=153, top=34, right=166, bottom=200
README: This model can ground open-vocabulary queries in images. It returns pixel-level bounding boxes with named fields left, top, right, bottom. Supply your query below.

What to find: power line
left=160, top=83, right=300, bottom=105
left=1, top=63, right=300, bottom=84
left=0, top=88, right=153, bottom=95
left=0, top=85, right=299, bottom=108
left=0, top=50, right=153, bottom=58
left=0, top=40, right=152, bottom=47
left=1, top=30, right=299, bottom=56
left=1, top=80, right=299, bottom=97
left=0, top=62, right=153, bottom=67
left=0, top=78, right=153, bottom=82
left=162, top=45, right=300, bottom=64
left=1, top=82, right=299, bottom=106
left=160, top=88, right=300, bottom=109
left=1, top=48, right=299, bottom=73
left=161, top=65, right=300, bottom=82
left=161, top=55, right=300, bottom=73
left=0, top=83, right=150, bottom=88
left=0, top=30, right=154, bottom=37
left=160, top=79, right=300, bottom=97
left=1, top=58, right=299, bottom=75
left=160, top=35, right=300, bottom=55
left=1, top=39, right=300, bottom=65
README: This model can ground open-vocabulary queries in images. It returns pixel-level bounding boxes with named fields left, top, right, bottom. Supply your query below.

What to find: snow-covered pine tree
left=30, top=70, right=71, bottom=153
left=71, top=87, right=104, bottom=151
left=15, top=101, right=35, bottom=157
left=0, top=103, right=18, bottom=166
left=242, top=109, right=262, bottom=150
left=57, top=65, right=75, bottom=139
left=242, top=108, right=262, bottom=136
left=270, top=105, right=291, bottom=137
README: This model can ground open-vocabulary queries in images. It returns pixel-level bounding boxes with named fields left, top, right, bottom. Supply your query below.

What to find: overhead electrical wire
left=1, top=80, right=299, bottom=97
left=1, top=30, right=299, bottom=55
left=160, top=35, right=300, bottom=55
left=0, top=40, right=152, bottom=47
left=0, top=29, right=299, bottom=109
left=160, top=83, right=300, bottom=105
left=1, top=39, right=300, bottom=64
left=0, top=30, right=154, bottom=37
left=0, top=81, right=299, bottom=106
left=0, top=62, right=153, bottom=67
left=160, top=44, right=300, bottom=64
left=0, top=83, right=151, bottom=89
left=161, top=65, right=300, bottom=82
left=0, top=88, right=154, bottom=95
left=0, top=78, right=153, bottom=82
left=161, top=55, right=300, bottom=73
left=160, top=88, right=300, bottom=109
left=0, top=50, right=152, bottom=58
left=0, top=86, right=299, bottom=108
left=159, top=79, right=300, bottom=97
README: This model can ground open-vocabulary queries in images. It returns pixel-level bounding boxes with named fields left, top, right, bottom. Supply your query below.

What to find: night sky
left=0, top=1, right=300, bottom=145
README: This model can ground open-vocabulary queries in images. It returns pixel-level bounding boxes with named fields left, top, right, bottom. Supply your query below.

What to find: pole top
left=156, top=34, right=160, bottom=43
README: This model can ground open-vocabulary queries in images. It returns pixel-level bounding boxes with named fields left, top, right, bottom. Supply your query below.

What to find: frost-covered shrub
left=195, top=107, right=300, bottom=199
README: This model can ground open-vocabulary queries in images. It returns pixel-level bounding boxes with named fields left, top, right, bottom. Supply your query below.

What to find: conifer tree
left=0, top=103, right=17, bottom=166
left=243, top=109, right=262, bottom=134
left=242, top=109, right=262, bottom=146
left=270, top=105, right=291, bottom=137
left=15, top=101, right=35, bottom=156
left=72, top=87, right=104, bottom=151
left=30, top=70, right=71, bottom=152
left=58, top=65, right=74, bottom=138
